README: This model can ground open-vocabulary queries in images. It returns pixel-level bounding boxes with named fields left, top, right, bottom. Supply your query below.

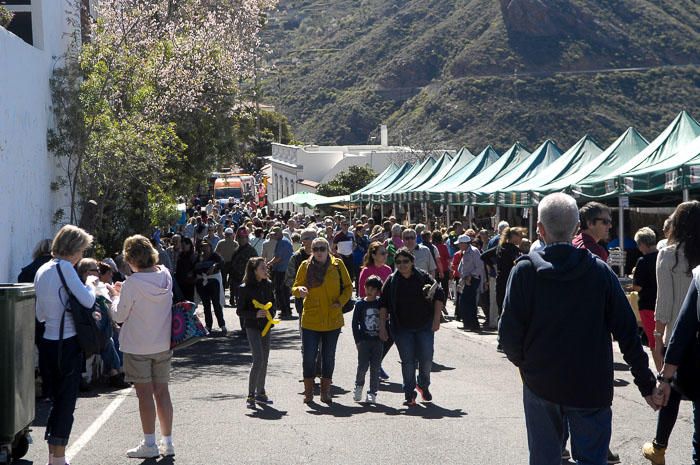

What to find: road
left=19, top=302, right=697, bottom=465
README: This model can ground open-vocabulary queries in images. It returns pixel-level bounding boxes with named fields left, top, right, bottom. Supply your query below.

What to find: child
left=352, top=275, right=384, bottom=403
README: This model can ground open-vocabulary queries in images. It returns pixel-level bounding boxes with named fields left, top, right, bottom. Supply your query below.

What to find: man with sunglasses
left=402, top=228, right=437, bottom=277
left=573, top=201, right=613, bottom=262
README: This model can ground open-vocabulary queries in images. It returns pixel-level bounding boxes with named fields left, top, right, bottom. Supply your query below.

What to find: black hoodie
left=498, top=244, right=655, bottom=408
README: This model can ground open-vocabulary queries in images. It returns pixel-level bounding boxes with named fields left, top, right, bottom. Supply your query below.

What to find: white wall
left=0, top=0, right=76, bottom=282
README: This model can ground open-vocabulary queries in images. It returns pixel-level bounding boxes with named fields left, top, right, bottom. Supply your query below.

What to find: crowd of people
left=21, top=192, right=700, bottom=465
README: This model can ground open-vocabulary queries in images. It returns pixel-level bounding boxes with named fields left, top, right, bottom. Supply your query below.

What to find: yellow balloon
left=253, top=299, right=279, bottom=337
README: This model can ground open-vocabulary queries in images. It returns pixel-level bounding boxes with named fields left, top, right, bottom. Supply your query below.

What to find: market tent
left=352, top=162, right=413, bottom=201
left=350, top=162, right=398, bottom=199
left=616, top=135, right=700, bottom=195
left=373, top=156, right=437, bottom=202
left=498, top=135, right=603, bottom=207
left=535, top=127, right=649, bottom=197
left=392, top=152, right=454, bottom=201
left=421, top=145, right=500, bottom=201
left=446, top=142, right=531, bottom=205
left=576, top=111, right=700, bottom=198
left=471, top=140, right=563, bottom=205
left=409, top=146, right=475, bottom=196
left=273, top=192, right=334, bottom=208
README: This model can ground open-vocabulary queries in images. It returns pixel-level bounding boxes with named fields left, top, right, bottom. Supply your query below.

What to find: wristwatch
left=656, top=373, right=672, bottom=384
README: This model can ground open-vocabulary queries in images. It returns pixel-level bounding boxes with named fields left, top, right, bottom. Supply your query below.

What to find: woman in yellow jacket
left=293, top=237, right=352, bottom=404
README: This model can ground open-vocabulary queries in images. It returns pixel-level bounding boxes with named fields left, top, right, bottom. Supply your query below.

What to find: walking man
left=498, top=193, right=659, bottom=465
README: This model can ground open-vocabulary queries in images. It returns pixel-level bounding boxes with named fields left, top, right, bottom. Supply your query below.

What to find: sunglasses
left=403, top=236, right=416, bottom=240
left=312, top=246, right=328, bottom=252
left=88, top=268, right=99, bottom=273
left=594, top=218, right=613, bottom=225
left=394, top=259, right=411, bottom=265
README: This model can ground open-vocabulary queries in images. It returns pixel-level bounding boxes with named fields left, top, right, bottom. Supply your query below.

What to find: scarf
left=306, top=256, right=330, bottom=289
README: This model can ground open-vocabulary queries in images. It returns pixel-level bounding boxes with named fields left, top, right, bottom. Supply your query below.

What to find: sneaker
left=404, top=391, right=417, bottom=407
left=220, top=326, right=228, bottom=336
left=642, top=441, right=665, bottom=465
left=246, top=394, right=256, bottom=408
left=416, top=385, right=432, bottom=402
left=366, top=392, right=377, bottom=404
left=255, top=393, right=273, bottom=404
left=562, top=448, right=571, bottom=460
left=353, top=385, right=363, bottom=402
left=126, top=441, right=159, bottom=459
left=158, top=440, right=175, bottom=457
left=607, top=449, right=621, bottom=464
left=379, top=367, right=389, bottom=381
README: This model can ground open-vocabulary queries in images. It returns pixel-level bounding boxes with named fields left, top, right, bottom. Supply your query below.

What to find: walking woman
left=35, top=225, right=96, bottom=465
left=292, top=237, right=352, bottom=404
left=175, top=237, right=197, bottom=301
left=237, top=257, right=276, bottom=407
left=481, top=226, right=525, bottom=314
left=110, top=235, right=175, bottom=459
left=643, top=200, right=700, bottom=464
left=195, top=239, right=226, bottom=335
left=358, top=241, right=393, bottom=379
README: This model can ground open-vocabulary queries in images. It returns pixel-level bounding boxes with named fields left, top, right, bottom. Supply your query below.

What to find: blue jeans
left=392, top=322, right=434, bottom=397
left=39, top=337, right=82, bottom=446
left=523, top=384, right=611, bottom=465
left=301, top=328, right=340, bottom=379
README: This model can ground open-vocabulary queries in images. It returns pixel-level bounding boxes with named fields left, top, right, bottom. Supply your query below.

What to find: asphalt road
left=19, top=302, right=697, bottom=465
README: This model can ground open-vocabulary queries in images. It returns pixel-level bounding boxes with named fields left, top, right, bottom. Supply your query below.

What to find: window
left=2, top=0, right=33, bottom=45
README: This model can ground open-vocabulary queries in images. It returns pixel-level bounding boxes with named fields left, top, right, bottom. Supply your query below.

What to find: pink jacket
left=111, top=266, right=173, bottom=355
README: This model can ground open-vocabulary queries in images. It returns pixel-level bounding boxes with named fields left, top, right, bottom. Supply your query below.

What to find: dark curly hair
left=669, top=200, right=700, bottom=275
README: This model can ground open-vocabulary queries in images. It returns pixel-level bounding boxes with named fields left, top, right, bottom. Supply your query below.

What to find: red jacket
left=572, top=232, right=609, bottom=261
left=451, top=250, right=464, bottom=279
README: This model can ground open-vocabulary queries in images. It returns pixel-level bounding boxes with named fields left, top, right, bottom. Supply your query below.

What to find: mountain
left=262, top=0, right=700, bottom=151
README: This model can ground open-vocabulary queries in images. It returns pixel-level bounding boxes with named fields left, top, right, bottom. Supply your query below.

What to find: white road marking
left=66, top=387, right=133, bottom=461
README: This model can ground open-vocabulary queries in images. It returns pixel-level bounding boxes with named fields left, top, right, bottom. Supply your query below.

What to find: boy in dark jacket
left=352, top=276, right=384, bottom=404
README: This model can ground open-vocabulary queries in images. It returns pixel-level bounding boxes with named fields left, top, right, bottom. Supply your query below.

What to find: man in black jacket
left=499, top=192, right=659, bottom=465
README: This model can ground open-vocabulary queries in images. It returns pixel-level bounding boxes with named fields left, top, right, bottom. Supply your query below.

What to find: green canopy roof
left=393, top=152, right=455, bottom=201
left=446, top=142, right=531, bottom=205
left=536, top=127, right=649, bottom=197
left=351, top=162, right=398, bottom=197
left=374, top=156, right=437, bottom=202
left=352, top=162, right=413, bottom=201
left=408, top=146, right=475, bottom=195
left=420, top=146, right=500, bottom=201
left=576, top=111, right=700, bottom=198
left=616, top=135, right=700, bottom=195
left=472, top=140, right=563, bottom=205
left=498, top=135, right=603, bottom=207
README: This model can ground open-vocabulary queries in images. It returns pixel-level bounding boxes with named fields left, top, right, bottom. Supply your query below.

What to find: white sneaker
left=366, top=392, right=377, bottom=404
left=126, top=441, right=159, bottom=458
left=353, top=385, right=363, bottom=402
left=159, top=440, right=175, bottom=457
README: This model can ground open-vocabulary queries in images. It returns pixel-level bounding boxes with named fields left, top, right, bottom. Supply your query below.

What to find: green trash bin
left=0, top=284, right=35, bottom=464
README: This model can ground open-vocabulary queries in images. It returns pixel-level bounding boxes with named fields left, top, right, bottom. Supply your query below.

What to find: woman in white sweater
left=109, top=235, right=174, bottom=459
left=34, top=225, right=96, bottom=465
left=643, top=200, right=700, bottom=464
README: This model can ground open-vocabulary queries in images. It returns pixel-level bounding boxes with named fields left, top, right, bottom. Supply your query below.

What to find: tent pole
left=495, top=206, right=500, bottom=229
left=446, top=198, right=451, bottom=226
left=423, top=201, right=428, bottom=224
left=467, top=206, right=473, bottom=229
left=618, top=197, right=625, bottom=278
left=406, top=202, right=411, bottom=224
left=683, top=188, right=690, bottom=202
left=528, top=208, right=533, bottom=241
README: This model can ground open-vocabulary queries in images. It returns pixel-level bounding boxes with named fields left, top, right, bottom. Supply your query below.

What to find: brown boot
left=320, top=378, right=333, bottom=404
left=303, top=378, right=314, bottom=404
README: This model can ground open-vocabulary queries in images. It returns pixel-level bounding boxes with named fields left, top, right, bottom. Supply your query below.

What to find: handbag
left=171, top=301, right=208, bottom=350
left=337, top=265, right=355, bottom=314
left=55, top=262, right=107, bottom=358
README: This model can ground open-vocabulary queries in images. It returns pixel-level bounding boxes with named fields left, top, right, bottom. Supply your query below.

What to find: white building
left=0, top=0, right=82, bottom=282
left=267, top=126, right=437, bottom=212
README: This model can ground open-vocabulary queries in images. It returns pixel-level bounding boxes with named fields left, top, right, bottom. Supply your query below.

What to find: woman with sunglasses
left=359, top=242, right=394, bottom=380
left=292, top=237, right=352, bottom=405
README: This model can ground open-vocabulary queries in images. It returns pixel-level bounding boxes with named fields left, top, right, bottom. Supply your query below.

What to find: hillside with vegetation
left=262, top=0, right=700, bottom=151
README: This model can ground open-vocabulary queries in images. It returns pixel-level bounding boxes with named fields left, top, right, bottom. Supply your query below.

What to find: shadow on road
left=134, top=456, right=175, bottom=465
left=304, top=400, right=466, bottom=420
left=431, top=361, right=456, bottom=372
left=245, top=403, right=288, bottom=420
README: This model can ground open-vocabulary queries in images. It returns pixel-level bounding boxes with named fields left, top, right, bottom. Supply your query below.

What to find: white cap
left=224, top=227, right=234, bottom=235
left=457, top=234, right=471, bottom=244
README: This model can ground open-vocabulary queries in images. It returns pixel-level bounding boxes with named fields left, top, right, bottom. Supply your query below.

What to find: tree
left=316, top=165, right=377, bottom=197
left=49, top=0, right=278, bottom=252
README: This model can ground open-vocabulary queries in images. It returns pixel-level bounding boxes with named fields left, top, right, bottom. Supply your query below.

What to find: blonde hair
left=51, top=225, right=93, bottom=258
left=76, top=258, right=98, bottom=283
left=122, top=234, right=158, bottom=269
